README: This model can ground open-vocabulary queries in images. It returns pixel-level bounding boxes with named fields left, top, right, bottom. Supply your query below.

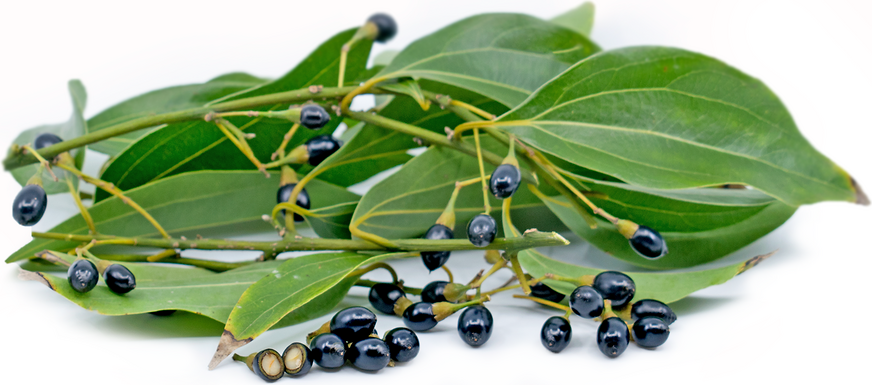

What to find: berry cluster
left=67, top=258, right=137, bottom=295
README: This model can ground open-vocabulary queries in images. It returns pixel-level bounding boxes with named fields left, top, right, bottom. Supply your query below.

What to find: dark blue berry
left=632, top=316, right=670, bottom=348
left=305, top=135, right=342, bottom=166
left=402, top=302, right=438, bottom=331
left=631, top=299, right=677, bottom=325
left=282, top=342, right=312, bottom=376
left=421, top=224, right=453, bottom=271
left=489, top=164, right=521, bottom=199
left=103, top=264, right=136, bottom=295
left=593, top=271, right=635, bottom=308
left=368, top=283, right=405, bottom=314
left=12, top=184, right=47, bottom=226
left=421, top=281, right=448, bottom=303
left=629, top=226, right=668, bottom=259
left=569, top=285, right=604, bottom=319
left=529, top=282, right=565, bottom=303
left=540, top=316, right=571, bottom=353
left=346, top=337, right=390, bottom=371
left=276, top=183, right=310, bottom=222
left=309, top=333, right=345, bottom=369
left=67, top=259, right=98, bottom=293
left=299, top=105, right=330, bottom=129
left=384, top=327, right=420, bottom=362
left=34, top=133, right=62, bottom=150
left=251, top=349, right=284, bottom=382
left=367, top=13, right=397, bottom=42
left=457, top=305, right=493, bottom=347
left=466, top=214, right=497, bottom=247
left=329, top=306, right=377, bottom=344
left=597, top=317, right=630, bottom=358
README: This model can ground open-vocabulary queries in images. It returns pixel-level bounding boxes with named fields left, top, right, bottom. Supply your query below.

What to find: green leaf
left=211, top=251, right=411, bottom=368
left=550, top=2, right=595, bottom=37
left=7, top=170, right=359, bottom=263
left=86, top=73, right=266, bottom=156
left=377, top=13, right=600, bottom=107
left=94, top=28, right=373, bottom=202
left=378, top=79, right=431, bottom=111
left=11, top=80, right=87, bottom=194
left=499, top=46, right=862, bottom=206
left=519, top=249, right=775, bottom=303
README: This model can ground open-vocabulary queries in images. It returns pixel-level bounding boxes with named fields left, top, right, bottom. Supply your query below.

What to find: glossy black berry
left=367, top=13, right=397, bottom=42
left=569, top=285, right=604, bottom=319
left=629, top=226, right=668, bottom=259
left=489, top=164, right=522, bottom=199
left=309, top=333, right=346, bottom=369
left=346, top=337, right=390, bottom=371
left=593, top=271, right=635, bottom=308
left=529, top=282, right=565, bottom=303
left=103, top=264, right=136, bottom=295
left=421, top=224, right=453, bottom=271
left=251, top=349, right=284, bottom=382
left=299, top=104, right=330, bottom=129
left=597, top=317, right=630, bottom=358
left=466, top=214, right=497, bottom=247
left=384, top=327, right=420, bottom=362
left=150, top=310, right=176, bottom=316
left=329, top=306, right=377, bottom=344
left=67, top=259, right=98, bottom=293
left=12, top=184, right=47, bottom=226
left=368, top=283, right=405, bottom=314
left=540, top=316, right=572, bottom=353
left=631, top=299, right=677, bottom=325
left=421, top=281, right=448, bottom=303
left=282, top=342, right=313, bottom=377
left=457, top=305, right=493, bottom=347
left=276, top=183, right=310, bottom=222
left=34, top=133, right=63, bottom=149
left=305, top=135, right=342, bottom=166
left=632, top=316, right=670, bottom=349
left=402, top=302, right=438, bottom=331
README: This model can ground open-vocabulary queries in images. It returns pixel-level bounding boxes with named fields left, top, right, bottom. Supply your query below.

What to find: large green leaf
left=11, top=80, right=87, bottom=194
left=86, top=73, right=266, bottom=156
left=499, top=46, right=862, bottom=206
left=377, top=13, right=600, bottom=108
left=551, top=2, right=595, bottom=37
left=7, top=170, right=359, bottom=263
left=519, top=249, right=774, bottom=303
left=94, top=28, right=373, bottom=202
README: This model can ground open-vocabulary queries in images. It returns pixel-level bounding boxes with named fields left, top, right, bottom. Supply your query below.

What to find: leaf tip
left=208, top=330, right=252, bottom=370
left=17, top=269, right=55, bottom=291
left=852, top=177, right=869, bottom=206
left=737, top=250, right=778, bottom=275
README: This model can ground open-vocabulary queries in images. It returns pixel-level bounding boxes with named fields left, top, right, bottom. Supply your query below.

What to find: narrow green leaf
left=500, top=46, right=862, bottom=206
left=519, top=249, right=775, bottom=303
left=378, top=13, right=600, bottom=107
left=550, top=2, right=595, bottom=37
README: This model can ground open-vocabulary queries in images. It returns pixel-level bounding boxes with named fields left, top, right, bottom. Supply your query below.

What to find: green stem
left=66, top=176, right=96, bottom=234
left=94, top=254, right=253, bottom=272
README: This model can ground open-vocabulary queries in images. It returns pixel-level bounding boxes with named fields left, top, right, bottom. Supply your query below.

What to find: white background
left=1, top=0, right=870, bottom=383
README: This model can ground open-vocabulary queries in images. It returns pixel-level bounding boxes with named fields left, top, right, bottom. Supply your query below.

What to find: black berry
left=309, top=333, right=345, bottom=369
left=368, top=283, right=405, bottom=314
left=466, top=214, right=497, bottom=247
left=276, top=183, right=310, bottom=222
left=12, top=184, right=47, bottom=226
left=305, top=135, right=342, bottom=166
left=597, top=317, right=630, bottom=358
left=329, top=306, right=377, bottom=344
left=540, top=316, right=572, bottom=353
left=421, top=281, right=448, bottom=303
left=421, top=224, right=453, bottom=271
left=629, top=226, right=668, bottom=259
left=251, top=349, right=284, bottom=382
left=569, top=285, right=604, bottom=319
left=632, top=316, right=670, bottom=348
left=457, top=305, right=493, bottom=347
left=34, top=133, right=63, bottom=149
left=631, top=299, right=677, bottom=325
left=103, top=264, right=136, bottom=295
left=402, top=302, right=438, bottom=331
left=384, top=327, right=420, bottom=362
left=593, top=271, right=635, bottom=308
left=67, top=259, right=98, bottom=293
left=299, top=104, right=330, bottom=129
left=489, top=164, right=521, bottom=199
left=367, top=13, right=397, bottom=42
left=282, top=342, right=313, bottom=377
left=346, top=337, right=390, bottom=371
left=529, top=282, right=565, bottom=303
